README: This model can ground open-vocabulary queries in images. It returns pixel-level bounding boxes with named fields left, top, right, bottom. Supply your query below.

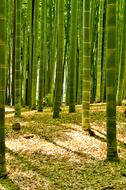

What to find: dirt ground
left=0, top=105, right=126, bottom=190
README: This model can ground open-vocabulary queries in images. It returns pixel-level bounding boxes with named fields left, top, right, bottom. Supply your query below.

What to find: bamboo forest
left=0, top=0, right=126, bottom=189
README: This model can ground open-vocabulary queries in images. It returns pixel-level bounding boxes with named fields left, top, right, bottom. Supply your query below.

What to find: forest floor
left=0, top=104, right=126, bottom=190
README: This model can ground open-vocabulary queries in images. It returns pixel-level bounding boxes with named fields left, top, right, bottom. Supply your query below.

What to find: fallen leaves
left=1, top=105, right=125, bottom=189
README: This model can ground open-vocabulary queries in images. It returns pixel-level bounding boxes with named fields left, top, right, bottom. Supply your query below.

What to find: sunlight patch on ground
left=4, top=106, right=126, bottom=190
left=0, top=185, right=5, bottom=190
left=56, top=124, right=106, bottom=160
left=6, top=135, right=67, bottom=156
left=117, top=123, right=126, bottom=142
left=6, top=123, right=107, bottom=162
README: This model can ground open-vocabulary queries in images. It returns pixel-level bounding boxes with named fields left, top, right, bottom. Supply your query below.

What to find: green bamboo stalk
left=106, top=0, right=119, bottom=161
left=47, top=0, right=53, bottom=94
left=116, top=2, right=126, bottom=105
left=65, top=0, right=71, bottom=105
left=116, top=0, right=123, bottom=94
left=82, top=0, right=91, bottom=130
left=22, top=1, right=29, bottom=107
left=27, top=0, right=33, bottom=108
left=0, top=0, right=7, bottom=177
left=12, top=0, right=16, bottom=106
left=48, top=0, right=58, bottom=104
left=6, top=0, right=12, bottom=105
left=69, top=0, right=78, bottom=113
left=90, top=0, right=99, bottom=103
left=77, top=0, right=83, bottom=105
left=31, top=0, right=40, bottom=110
left=96, top=0, right=104, bottom=102
left=38, top=0, right=47, bottom=111
left=15, top=0, right=21, bottom=117
left=53, top=0, right=64, bottom=118
left=101, top=0, right=107, bottom=102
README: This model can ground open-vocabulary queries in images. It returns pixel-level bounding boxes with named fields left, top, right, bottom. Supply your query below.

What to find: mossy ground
left=0, top=104, right=126, bottom=189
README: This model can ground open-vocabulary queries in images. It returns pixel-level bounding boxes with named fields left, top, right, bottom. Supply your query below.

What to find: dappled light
left=1, top=106, right=125, bottom=189
left=0, top=0, right=126, bottom=189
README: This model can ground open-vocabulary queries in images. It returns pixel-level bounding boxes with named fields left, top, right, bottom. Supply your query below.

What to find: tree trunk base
left=105, top=156, right=120, bottom=162
left=0, top=165, right=7, bottom=179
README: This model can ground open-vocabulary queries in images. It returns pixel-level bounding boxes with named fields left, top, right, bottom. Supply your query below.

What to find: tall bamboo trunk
left=106, top=0, right=119, bottom=161
left=82, top=0, right=91, bottom=131
left=116, top=2, right=126, bottom=105
left=12, top=0, right=16, bottom=106
left=15, top=0, right=21, bottom=117
left=38, top=0, right=47, bottom=111
left=0, top=0, right=7, bottom=177
left=77, top=0, right=83, bottom=105
left=69, top=0, right=78, bottom=113
left=31, top=0, right=40, bottom=110
left=27, top=0, right=33, bottom=108
left=96, top=0, right=104, bottom=102
left=53, top=0, right=64, bottom=118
